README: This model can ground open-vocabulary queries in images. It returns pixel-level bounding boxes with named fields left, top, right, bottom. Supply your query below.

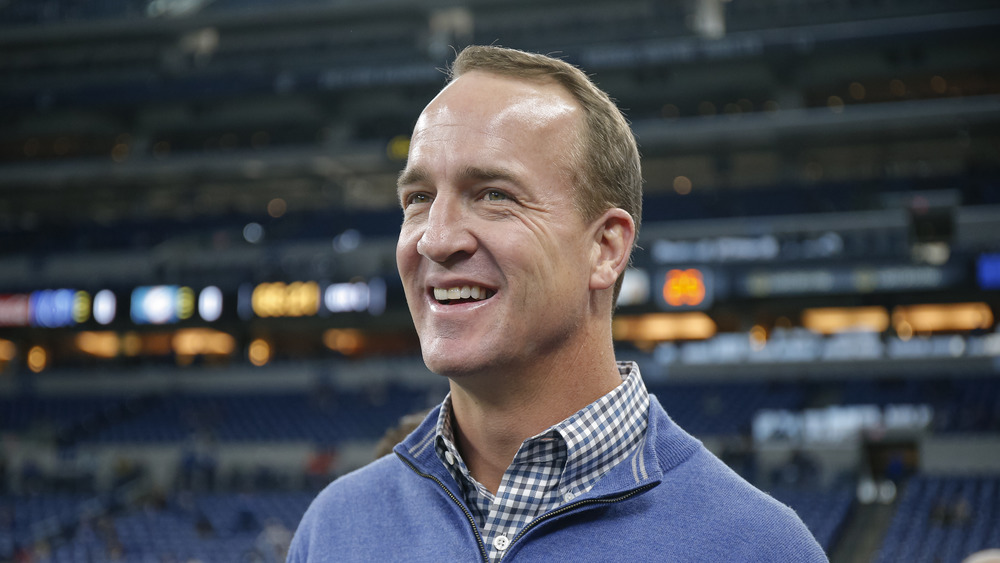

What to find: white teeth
left=433, top=285, right=492, bottom=302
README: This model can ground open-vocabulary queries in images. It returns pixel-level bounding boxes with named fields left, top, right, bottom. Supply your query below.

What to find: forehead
left=401, top=71, right=583, bottom=189
left=413, top=71, right=581, bottom=149
left=431, top=70, right=578, bottom=119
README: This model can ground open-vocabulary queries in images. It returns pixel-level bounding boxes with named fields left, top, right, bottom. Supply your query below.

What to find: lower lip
left=427, top=295, right=494, bottom=314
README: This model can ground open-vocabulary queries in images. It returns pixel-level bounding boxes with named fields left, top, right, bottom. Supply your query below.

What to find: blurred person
left=373, top=409, right=430, bottom=458
left=255, top=518, right=292, bottom=563
left=289, top=45, right=825, bottom=562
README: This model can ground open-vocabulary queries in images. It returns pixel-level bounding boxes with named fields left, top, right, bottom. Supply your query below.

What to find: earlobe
left=589, top=209, right=635, bottom=291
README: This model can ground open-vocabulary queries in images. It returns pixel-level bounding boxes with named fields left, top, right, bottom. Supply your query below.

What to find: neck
left=447, top=326, right=621, bottom=494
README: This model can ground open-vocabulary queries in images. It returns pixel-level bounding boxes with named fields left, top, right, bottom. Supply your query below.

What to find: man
left=289, top=45, right=827, bottom=562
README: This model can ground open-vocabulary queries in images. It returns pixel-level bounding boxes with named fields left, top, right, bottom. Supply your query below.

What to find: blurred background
left=1, top=0, right=999, bottom=561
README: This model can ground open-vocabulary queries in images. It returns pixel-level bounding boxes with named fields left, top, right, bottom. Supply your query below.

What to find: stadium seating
left=877, top=474, right=1000, bottom=563
left=767, top=485, right=854, bottom=552
left=4, top=375, right=998, bottom=452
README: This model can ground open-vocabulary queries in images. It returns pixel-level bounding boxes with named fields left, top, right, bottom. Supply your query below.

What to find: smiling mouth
left=433, top=285, right=496, bottom=305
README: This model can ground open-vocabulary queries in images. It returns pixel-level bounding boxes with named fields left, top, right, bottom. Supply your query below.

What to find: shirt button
left=444, top=451, right=455, bottom=465
left=493, top=535, right=510, bottom=551
left=563, top=491, right=576, bottom=502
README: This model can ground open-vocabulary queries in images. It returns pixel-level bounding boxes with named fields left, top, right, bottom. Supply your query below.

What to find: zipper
left=498, top=482, right=659, bottom=562
left=397, top=453, right=490, bottom=563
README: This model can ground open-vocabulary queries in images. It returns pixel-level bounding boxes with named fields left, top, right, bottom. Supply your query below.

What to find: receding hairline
left=448, top=46, right=592, bottom=88
left=397, top=69, right=587, bottom=203
left=447, top=63, right=592, bottom=194
left=413, top=44, right=642, bottom=305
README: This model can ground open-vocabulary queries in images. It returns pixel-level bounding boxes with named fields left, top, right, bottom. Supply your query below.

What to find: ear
left=589, top=208, right=635, bottom=291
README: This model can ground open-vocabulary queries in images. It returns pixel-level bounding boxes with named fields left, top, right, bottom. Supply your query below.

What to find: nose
left=415, top=195, right=478, bottom=263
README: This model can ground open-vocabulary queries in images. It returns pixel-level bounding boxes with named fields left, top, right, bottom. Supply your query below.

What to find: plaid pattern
left=435, top=361, right=649, bottom=562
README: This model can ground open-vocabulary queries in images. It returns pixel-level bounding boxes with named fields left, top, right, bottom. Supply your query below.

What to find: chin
left=421, top=348, right=502, bottom=379
left=422, top=355, right=479, bottom=378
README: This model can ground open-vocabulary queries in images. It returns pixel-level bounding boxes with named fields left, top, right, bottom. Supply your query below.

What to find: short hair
left=448, top=45, right=643, bottom=305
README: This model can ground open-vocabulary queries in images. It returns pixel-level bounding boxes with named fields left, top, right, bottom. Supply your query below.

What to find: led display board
left=245, top=279, right=386, bottom=318
left=131, top=286, right=195, bottom=325
left=29, top=289, right=90, bottom=328
left=655, top=268, right=713, bottom=310
left=739, top=264, right=963, bottom=297
left=323, top=278, right=386, bottom=316
left=198, top=286, right=224, bottom=322
left=251, top=281, right=321, bottom=318
left=0, top=294, right=30, bottom=327
left=978, top=254, right=1000, bottom=290
left=93, top=290, right=117, bottom=325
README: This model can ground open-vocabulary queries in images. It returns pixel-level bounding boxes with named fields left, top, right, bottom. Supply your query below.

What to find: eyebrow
left=462, top=165, right=520, bottom=186
left=397, top=165, right=520, bottom=191
left=396, top=165, right=522, bottom=205
left=397, top=167, right=428, bottom=191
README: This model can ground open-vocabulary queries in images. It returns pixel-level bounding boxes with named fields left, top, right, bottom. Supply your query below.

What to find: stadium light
left=802, top=307, right=890, bottom=335
left=612, top=312, right=717, bottom=342
left=76, top=331, right=120, bottom=358
left=893, top=303, right=993, bottom=333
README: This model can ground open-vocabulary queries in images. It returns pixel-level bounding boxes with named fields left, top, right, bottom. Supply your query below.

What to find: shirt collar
left=435, top=361, right=649, bottom=500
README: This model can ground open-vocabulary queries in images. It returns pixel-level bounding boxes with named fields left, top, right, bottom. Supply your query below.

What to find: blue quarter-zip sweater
left=288, top=396, right=828, bottom=562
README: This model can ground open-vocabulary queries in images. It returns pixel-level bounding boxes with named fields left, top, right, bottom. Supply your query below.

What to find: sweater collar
left=395, top=388, right=702, bottom=503
left=434, top=361, right=649, bottom=502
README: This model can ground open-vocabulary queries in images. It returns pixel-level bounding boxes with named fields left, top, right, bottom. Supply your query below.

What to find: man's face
left=396, top=71, right=598, bottom=378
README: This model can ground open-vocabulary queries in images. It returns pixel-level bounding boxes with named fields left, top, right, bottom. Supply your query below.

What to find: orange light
left=893, top=303, right=993, bottom=333
left=27, top=346, right=47, bottom=373
left=267, top=198, right=287, bottom=218
left=663, top=269, right=706, bottom=307
left=613, top=313, right=716, bottom=341
left=672, top=176, right=692, bottom=195
left=323, top=329, right=364, bottom=356
left=252, top=281, right=320, bottom=318
left=802, top=307, right=890, bottom=335
left=76, top=331, right=120, bottom=358
left=0, top=338, right=15, bottom=361
left=121, top=332, right=142, bottom=356
left=749, top=325, right=767, bottom=351
left=248, top=338, right=271, bottom=367
left=173, top=328, right=236, bottom=356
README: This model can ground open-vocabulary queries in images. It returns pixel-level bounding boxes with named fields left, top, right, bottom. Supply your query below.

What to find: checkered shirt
left=434, top=361, right=649, bottom=562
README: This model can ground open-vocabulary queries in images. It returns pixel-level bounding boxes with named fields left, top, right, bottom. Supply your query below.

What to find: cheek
left=396, top=228, right=419, bottom=269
